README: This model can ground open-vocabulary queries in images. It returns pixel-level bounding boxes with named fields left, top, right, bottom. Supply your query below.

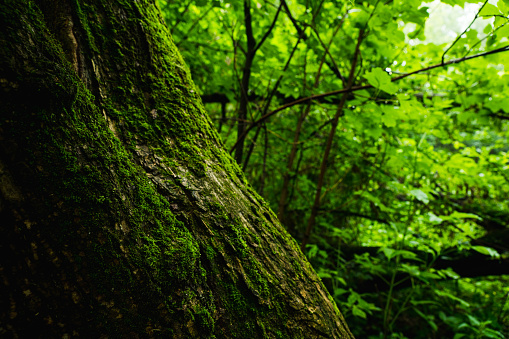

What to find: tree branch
left=229, top=44, right=509, bottom=154
left=253, top=3, right=283, bottom=54
left=441, top=0, right=488, bottom=64
left=300, top=28, right=366, bottom=251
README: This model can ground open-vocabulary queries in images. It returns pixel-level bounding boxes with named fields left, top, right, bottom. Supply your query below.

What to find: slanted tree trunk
left=0, top=0, right=353, bottom=337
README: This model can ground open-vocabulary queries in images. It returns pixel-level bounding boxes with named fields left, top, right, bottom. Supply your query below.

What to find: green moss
left=141, top=221, right=200, bottom=286
left=0, top=0, right=347, bottom=337
left=194, top=307, right=215, bottom=336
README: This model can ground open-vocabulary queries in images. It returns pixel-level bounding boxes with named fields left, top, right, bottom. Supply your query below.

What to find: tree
left=0, top=0, right=353, bottom=337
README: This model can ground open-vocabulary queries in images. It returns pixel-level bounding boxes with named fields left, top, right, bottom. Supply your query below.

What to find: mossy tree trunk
left=0, top=0, right=353, bottom=337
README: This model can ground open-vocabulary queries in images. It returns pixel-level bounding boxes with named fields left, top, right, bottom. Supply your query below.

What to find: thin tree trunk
left=301, top=30, right=365, bottom=251
left=234, top=0, right=256, bottom=165
left=278, top=18, right=342, bottom=223
left=0, top=0, right=353, bottom=337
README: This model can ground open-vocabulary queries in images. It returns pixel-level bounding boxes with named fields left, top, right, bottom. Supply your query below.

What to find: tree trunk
left=0, top=0, right=353, bottom=338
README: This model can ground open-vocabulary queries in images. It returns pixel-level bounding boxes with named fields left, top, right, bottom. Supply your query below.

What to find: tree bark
left=0, top=0, right=353, bottom=338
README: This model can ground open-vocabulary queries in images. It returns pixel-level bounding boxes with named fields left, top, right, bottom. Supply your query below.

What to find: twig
left=229, top=44, right=509, bottom=154
left=441, top=0, right=489, bottom=64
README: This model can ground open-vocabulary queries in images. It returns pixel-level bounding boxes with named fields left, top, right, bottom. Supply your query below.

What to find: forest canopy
left=159, top=0, right=509, bottom=337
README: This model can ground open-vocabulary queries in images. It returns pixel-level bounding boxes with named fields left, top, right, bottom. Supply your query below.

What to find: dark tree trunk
left=0, top=0, right=353, bottom=337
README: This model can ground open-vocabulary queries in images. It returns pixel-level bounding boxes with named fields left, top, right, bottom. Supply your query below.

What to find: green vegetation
left=160, top=0, right=509, bottom=337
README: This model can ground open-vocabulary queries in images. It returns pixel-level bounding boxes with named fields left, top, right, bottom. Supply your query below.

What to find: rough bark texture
left=0, top=0, right=353, bottom=337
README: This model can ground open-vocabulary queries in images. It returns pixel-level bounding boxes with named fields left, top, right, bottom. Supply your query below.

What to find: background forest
left=159, top=0, right=509, bottom=337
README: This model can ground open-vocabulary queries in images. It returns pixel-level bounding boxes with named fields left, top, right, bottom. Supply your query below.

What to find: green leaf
left=495, top=24, right=509, bottom=40
left=380, top=82, right=398, bottom=95
left=318, top=271, right=332, bottom=278
left=334, top=288, right=348, bottom=297
left=381, top=105, right=403, bottom=127
left=355, top=89, right=371, bottom=98
left=420, top=271, right=441, bottom=280
left=472, top=246, right=500, bottom=258
left=479, top=3, right=501, bottom=16
left=396, top=250, right=419, bottom=260
left=399, top=263, right=421, bottom=276
left=498, top=0, right=509, bottom=13
left=352, top=305, right=367, bottom=319
left=347, top=292, right=359, bottom=305
left=365, top=68, right=388, bottom=88
left=483, top=328, right=505, bottom=339
left=413, top=307, right=438, bottom=331
left=365, top=68, right=398, bottom=94
left=358, top=191, right=390, bottom=212
left=465, top=28, right=478, bottom=42
left=336, top=277, right=347, bottom=286
left=428, top=212, right=443, bottom=224
left=467, top=314, right=481, bottom=326
left=448, top=211, right=482, bottom=220
left=435, top=290, right=470, bottom=308
left=485, top=97, right=509, bottom=113
left=438, top=268, right=460, bottom=280
left=307, top=244, right=318, bottom=258
left=380, top=247, right=395, bottom=260
left=409, top=189, right=429, bottom=204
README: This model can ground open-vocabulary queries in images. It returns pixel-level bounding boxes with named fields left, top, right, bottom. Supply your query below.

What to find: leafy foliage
left=160, top=0, right=509, bottom=337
